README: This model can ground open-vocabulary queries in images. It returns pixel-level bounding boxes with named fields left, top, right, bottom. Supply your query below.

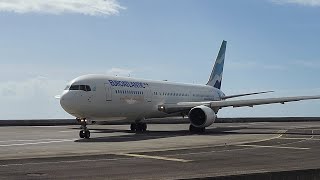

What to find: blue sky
left=1, top=0, right=320, bottom=119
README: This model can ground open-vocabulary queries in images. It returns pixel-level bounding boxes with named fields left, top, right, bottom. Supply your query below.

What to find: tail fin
left=206, top=40, right=227, bottom=89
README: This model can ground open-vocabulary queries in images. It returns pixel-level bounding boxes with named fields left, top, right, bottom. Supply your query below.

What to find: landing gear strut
left=189, top=124, right=205, bottom=133
left=79, top=119, right=90, bottom=139
left=130, top=122, right=147, bottom=132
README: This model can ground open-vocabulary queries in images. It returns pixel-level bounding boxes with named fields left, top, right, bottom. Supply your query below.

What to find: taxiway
left=0, top=121, right=320, bottom=179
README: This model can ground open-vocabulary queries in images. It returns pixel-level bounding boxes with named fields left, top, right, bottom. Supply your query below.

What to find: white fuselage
left=60, top=74, right=225, bottom=122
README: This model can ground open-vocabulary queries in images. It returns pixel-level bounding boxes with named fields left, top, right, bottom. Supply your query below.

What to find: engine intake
left=188, top=105, right=216, bottom=128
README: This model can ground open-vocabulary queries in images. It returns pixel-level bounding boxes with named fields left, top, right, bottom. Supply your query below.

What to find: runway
left=0, top=121, right=320, bottom=179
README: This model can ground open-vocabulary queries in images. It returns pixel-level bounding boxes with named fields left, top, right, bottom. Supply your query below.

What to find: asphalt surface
left=0, top=121, right=320, bottom=179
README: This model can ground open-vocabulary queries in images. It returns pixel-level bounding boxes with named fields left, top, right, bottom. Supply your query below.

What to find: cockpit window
left=85, top=85, right=91, bottom=91
left=68, top=85, right=91, bottom=91
left=69, top=85, right=80, bottom=90
left=80, top=85, right=86, bottom=91
left=64, top=85, right=70, bottom=90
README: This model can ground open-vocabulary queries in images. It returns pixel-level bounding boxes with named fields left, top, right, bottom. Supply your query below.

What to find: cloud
left=270, top=0, right=320, bottom=7
left=292, top=60, right=320, bottom=69
left=0, top=76, right=70, bottom=119
left=0, top=76, right=65, bottom=100
left=0, top=0, right=125, bottom=16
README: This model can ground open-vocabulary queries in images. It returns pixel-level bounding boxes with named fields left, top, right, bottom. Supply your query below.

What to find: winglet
left=206, top=40, right=227, bottom=89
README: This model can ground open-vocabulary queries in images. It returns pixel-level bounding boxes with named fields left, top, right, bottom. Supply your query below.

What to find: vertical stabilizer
left=206, top=40, right=227, bottom=89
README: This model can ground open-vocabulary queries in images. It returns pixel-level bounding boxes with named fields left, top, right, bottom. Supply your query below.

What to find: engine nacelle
left=188, top=105, right=216, bottom=128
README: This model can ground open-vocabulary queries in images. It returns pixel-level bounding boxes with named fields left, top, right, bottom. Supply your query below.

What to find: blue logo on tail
left=206, top=40, right=227, bottom=89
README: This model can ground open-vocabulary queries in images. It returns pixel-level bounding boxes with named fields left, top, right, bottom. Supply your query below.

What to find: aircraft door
left=104, top=83, right=113, bottom=101
left=145, top=86, right=152, bottom=102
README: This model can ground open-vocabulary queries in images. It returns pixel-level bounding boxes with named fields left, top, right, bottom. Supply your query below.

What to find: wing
left=222, top=91, right=274, bottom=100
left=158, top=95, right=320, bottom=114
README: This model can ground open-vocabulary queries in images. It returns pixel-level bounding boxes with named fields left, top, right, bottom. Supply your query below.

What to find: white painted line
left=118, top=153, right=191, bottom=163
left=166, top=147, right=255, bottom=157
left=0, top=139, right=77, bottom=147
left=237, top=144, right=310, bottom=150
left=0, top=157, right=132, bottom=167
left=279, top=137, right=315, bottom=140
left=231, top=129, right=287, bottom=146
left=0, top=138, right=75, bottom=143
left=58, top=130, right=78, bottom=133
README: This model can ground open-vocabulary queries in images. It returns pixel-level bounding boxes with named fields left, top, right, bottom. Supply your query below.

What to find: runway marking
left=58, top=130, right=78, bottom=133
left=118, top=153, right=191, bottom=163
left=0, top=157, right=132, bottom=167
left=237, top=144, right=310, bottom=150
left=279, top=137, right=319, bottom=140
left=231, top=129, right=287, bottom=146
left=0, top=139, right=77, bottom=147
left=166, top=147, right=255, bottom=157
left=126, top=130, right=289, bottom=157
left=0, top=138, right=75, bottom=143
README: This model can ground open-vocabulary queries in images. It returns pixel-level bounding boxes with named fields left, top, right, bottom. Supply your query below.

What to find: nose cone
left=60, top=92, right=76, bottom=116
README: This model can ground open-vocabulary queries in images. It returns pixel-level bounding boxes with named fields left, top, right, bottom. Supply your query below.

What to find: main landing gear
left=79, top=119, right=90, bottom=139
left=130, top=122, right=147, bottom=133
left=189, top=124, right=205, bottom=133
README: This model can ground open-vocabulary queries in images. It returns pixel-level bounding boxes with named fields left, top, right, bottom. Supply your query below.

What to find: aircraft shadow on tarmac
left=74, top=127, right=244, bottom=143
left=73, top=125, right=320, bottom=143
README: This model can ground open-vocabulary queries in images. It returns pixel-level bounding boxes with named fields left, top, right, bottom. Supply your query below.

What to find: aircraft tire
left=84, top=130, right=90, bottom=139
left=189, top=125, right=205, bottom=133
left=135, top=123, right=147, bottom=133
left=130, top=123, right=137, bottom=132
left=142, top=123, right=147, bottom=132
left=79, top=130, right=85, bottom=138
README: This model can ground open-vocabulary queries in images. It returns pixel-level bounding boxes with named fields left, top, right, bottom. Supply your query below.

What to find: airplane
left=59, top=40, right=320, bottom=139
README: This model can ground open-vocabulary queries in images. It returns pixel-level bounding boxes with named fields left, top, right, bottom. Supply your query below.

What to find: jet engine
left=188, top=105, right=216, bottom=128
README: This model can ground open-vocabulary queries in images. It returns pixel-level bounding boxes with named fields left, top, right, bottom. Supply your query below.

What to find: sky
left=1, top=0, right=320, bottom=119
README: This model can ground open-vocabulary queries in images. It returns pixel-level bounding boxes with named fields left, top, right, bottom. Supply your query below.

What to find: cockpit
left=65, top=85, right=92, bottom=92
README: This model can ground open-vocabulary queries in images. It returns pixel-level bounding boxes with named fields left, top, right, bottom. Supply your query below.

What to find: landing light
left=158, top=105, right=165, bottom=112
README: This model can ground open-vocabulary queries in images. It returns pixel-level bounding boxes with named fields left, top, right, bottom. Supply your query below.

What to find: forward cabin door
left=145, top=84, right=152, bottom=102
left=104, top=83, right=113, bottom=101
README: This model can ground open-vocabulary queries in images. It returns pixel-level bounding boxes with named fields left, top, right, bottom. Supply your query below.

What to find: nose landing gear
left=130, top=122, right=147, bottom=132
left=79, top=119, right=90, bottom=139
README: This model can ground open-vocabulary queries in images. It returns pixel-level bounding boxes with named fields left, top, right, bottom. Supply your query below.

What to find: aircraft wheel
left=189, top=125, right=205, bottom=133
left=79, top=130, right=85, bottom=138
left=136, top=124, right=143, bottom=132
left=135, top=123, right=147, bottom=133
left=84, top=130, right=90, bottom=139
left=142, top=123, right=147, bottom=132
left=130, top=123, right=137, bottom=132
